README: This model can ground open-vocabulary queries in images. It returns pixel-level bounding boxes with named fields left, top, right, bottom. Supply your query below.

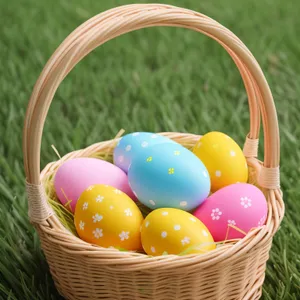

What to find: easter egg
left=74, top=184, right=143, bottom=250
left=54, top=158, right=135, bottom=212
left=128, top=143, right=210, bottom=211
left=193, top=131, right=248, bottom=192
left=113, top=132, right=175, bottom=173
left=193, top=183, right=268, bottom=242
left=141, top=208, right=215, bottom=256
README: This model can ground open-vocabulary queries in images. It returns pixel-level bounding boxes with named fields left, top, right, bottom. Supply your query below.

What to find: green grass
left=0, top=0, right=300, bottom=299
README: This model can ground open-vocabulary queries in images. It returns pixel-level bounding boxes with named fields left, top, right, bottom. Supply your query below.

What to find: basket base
left=55, top=284, right=263, bottom=300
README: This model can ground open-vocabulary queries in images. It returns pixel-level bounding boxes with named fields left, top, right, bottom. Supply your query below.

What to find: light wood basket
left=23, top=4, right=284, bottom=300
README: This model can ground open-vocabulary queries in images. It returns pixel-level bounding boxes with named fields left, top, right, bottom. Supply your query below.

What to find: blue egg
left=128, top=143, right=211, bottom=211
left=113, top=132, right=175, bottom=173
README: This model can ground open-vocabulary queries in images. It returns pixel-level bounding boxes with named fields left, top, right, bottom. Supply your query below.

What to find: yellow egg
left=193, top=131, right=248, bottom=192
left=141, top=208, right=215, bottom=256
left=74, top=184, right=143, bottom=250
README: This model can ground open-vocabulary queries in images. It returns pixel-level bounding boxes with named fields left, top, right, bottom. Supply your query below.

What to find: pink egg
left=193, top=183, right=268, bottom=242
left=54, top=158, right=135, bottom=212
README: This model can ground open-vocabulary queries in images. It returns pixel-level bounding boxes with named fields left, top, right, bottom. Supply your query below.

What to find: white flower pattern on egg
left=228, top=220, right=236, bottom=226
left=96, top=195, right=104, bottom=203
left=79, top=221, right=85, bottom=230
left=125, top=145, right=132, bottom=152
left=119, top=231, right=130, bottom=241
left=114, top=189, right=122, bottom=194
left=93, top=228, right=103, bottom=239
left=118, top=155, right=124, bottom=163
left=211, top=208, right=222, bottom=220
left=141, top=141, right=148, bottom=148
left=151, top=246, right=156, bottom=253
left=87, top=185, right=94, bottom=191
left=240, top=197, right=252, bottom=208
left=230, top=150, right=236, bottom=157
left=132, top=132, right=140, bottom=136
left=124, top=208, right=132, bottom=216
left=181, top=237, right=190, bottom=245
left=162, top=211, right=168, bottom=216
left=92, top=213, right=103, bottom=223
left=82, top=202, right=88, bottom=210
left=189, top=217, right=197, bottom=222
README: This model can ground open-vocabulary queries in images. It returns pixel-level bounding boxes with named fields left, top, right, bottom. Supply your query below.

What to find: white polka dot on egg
left=202, top=230, right=208, bottom=237
left=174, top=225, right=181, bottom=231
left=215, top=170, right=222, bottom=177
left=161, top=231, right=167, bottom=238
left=149, top=200, right=156, bottom=206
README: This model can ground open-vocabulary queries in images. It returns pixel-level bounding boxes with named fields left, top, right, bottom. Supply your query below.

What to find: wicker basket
left=23, top=4, right=284, bottom=300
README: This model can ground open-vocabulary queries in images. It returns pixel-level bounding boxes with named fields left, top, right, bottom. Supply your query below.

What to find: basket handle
left=23, top=4, right=280, bottom=189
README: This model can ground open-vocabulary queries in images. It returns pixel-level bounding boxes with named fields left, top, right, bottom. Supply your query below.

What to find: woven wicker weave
left=23, top=4, right=284, bottom=300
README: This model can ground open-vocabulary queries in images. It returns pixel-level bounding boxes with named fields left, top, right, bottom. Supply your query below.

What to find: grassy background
left=1, top=0, right=300, bottom=299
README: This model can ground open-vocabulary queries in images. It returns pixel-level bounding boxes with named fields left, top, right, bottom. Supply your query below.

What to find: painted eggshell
left=193, top=183, right=268, bottom=242
left=141, top=208, right=215, bottom=256
left=54, top=158, right=135, bottom=212
left=113, top=132, right=175, bottom=173
left=128, top=143, right=211, bottom=211
left=74, top=184, right=143, bottom=250
left=193, top=131, right=248, bottom=192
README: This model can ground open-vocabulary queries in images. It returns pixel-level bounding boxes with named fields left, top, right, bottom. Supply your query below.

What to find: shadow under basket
left=23, top=4, right=284, bottom=300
